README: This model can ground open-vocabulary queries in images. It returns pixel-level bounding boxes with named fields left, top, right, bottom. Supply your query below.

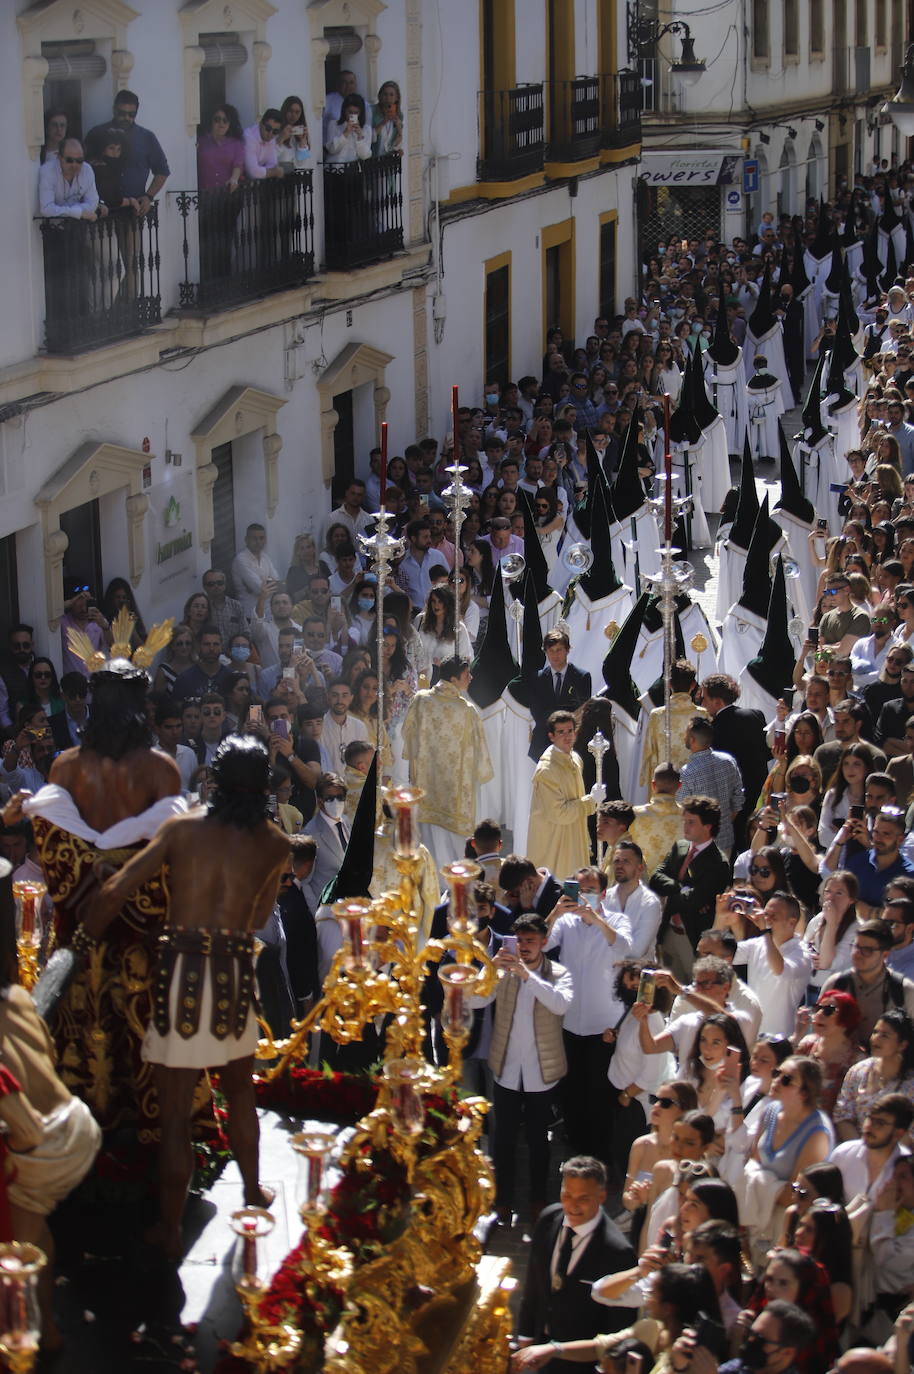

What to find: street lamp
left=885, top=43, right=914, bottom=138
left=628, top=6, right=706, bottom=85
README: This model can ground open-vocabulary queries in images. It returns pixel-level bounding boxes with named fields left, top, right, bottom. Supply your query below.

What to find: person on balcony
left=276, top=95, right=311, bottom=170
left=196, top=105, right=245, bottom=285
left=242, top=109, right=289, bottom=275
left=86, top=89, right=170, bottom=214
left=325, top=96, right=372, bottom=166
left=38, top=139, right=99, bottom=220
left=321, top=70, right=364, bottom=152
left=371, top=81, right=403, bottom=157
left=40, top=109, right=68, bottom=165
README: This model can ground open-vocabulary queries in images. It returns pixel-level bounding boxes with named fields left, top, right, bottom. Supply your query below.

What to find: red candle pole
left=662, top=392, right=672, bottom=544
left=451, top=384, right=459, bottom=464
left=379, top=420, right=388, bottom=513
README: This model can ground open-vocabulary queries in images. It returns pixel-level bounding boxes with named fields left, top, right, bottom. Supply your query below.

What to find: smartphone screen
left=502, top=935, right=518, bottom=955
left=562, top=879, right=580, bottom=902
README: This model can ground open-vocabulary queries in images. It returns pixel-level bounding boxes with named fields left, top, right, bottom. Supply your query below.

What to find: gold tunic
left=400, top=679, right=493, bottom=835
left=527, top=746, right=595, bottom=879
left=639, top=694, right=709, bottom=787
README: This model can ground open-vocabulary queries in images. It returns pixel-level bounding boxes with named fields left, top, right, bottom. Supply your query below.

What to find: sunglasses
left=677, top=1161, right=713, bottom=1180
left=263, top=123, right=281, bottom=135
left=791, top=1183, right=810, bottom=1197
left=823, top=587, right=842, bottom=596
left=772, top=1070, right=796, bottom=1085
left=749, top=865, right=771, bottom=877
left=63, top=156, right=85, bottom=164
left=649, top=1095, right=678, bottom=1108
left=814, top=1003, right=839, bottom=1017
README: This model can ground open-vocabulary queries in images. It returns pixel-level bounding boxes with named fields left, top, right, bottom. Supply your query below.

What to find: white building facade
left=0, top=0, right=640, bottom=664
left=634, top=0, right=907, bottom=257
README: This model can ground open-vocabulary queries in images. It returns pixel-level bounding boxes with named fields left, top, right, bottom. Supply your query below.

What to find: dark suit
left=529, top=662, right=593, bottom=760
left=649, top=838, right=730, bottom=949
left=517, top=1203, right=637, bottom=1370
left=710, top=703, right=769, bottom=847
left=278, top=880, right=320, bottom=1012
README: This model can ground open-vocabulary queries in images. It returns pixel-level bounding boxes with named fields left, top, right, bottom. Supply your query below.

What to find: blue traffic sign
left=743, top=159, right=760, bottom=194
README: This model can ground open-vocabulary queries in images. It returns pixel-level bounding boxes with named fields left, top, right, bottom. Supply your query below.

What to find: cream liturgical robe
left=527, top=745, right=595, bottom=879
left=401, top=678, right=493, bottom=836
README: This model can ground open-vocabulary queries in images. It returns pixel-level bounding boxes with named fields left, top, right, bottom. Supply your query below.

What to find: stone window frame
left=190, top=384, right=286, bottom=556
left=179, top=0, right=277, bottom=137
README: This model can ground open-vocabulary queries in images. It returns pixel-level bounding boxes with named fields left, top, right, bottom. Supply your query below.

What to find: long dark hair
left=101, top=577, right=148, bottom=639
left=81, top=667, right=153, bottom=759
left=208, top=736, right=270, bottom=830
left=418, top=584, right=457, bottom=639
left=337, top=94, right=367, bottom=127
left=27, top=657, right=61, bottom=704
left=471, top=538, right=496, bottom=596
left=654, top=1263, right=722, bottom=1334
left=207, top=102, right=243, bottom=141
left=686, top=1178, right=741, bottom=1228
left=688, top=1012, right=751, bottom=1085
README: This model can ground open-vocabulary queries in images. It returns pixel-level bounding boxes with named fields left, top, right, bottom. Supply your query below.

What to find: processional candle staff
left=662, top=393, right=674, bottom=765
left=359, top=419, right=404, bottom=764
left=587, top=731, right=609, bottom=867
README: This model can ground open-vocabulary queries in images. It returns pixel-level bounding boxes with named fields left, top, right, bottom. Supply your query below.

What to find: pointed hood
left=728, top=434, right=761, bottom=550
left=824, top=235, right=844, bottom=293
left=737, top=494, right=774, bottom=618
left=505, top=569, right=546, bottom=707
left=708, top=301, right=739, bottom=365
left=841, top=210, right=859, bottom=247
left=612, top=408, right=647, bottom=521
left=881, top=194, right=902, bottom=233
left=790, top=243, right=811, bottom=296
left=601, top=591, right=650, bottom=721
left=469, top=555, right=516, bottom=709
left=580, top=479, right=623, bottom=600
left=515, top=484, right=551, bottom=602
left=776, top=246, right=792, bottom=292
left=809, top=198, right=832, bottom=260
left=745, top=557, right=797, bottom=701
left=838, top=264, right=859, bottom=339
left=669, top=347, right=702, bottom=446
left=879, top=235, right=898, bottom=294
left=800, top=351, right=829, bottom=446
left=690, top=340, right=719, bottom=430
left=747, top=262, right=776, bottom=338
left=320, top=753, right=377, bottom=906
left=825, top=315, right=857, bottom=411
left=773, top=423, right=815, bottom=525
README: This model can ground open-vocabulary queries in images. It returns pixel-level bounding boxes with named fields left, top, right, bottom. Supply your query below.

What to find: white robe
left=825, top=392, right=860, bottom=466
left=611, top=703, right=643, bottom=804
left=718, top=604, right=766, bottom=680
left=697, top=414, right=733, bottom=516
left=715, top=538, right=747, bottom=626
left=746, top=380, right=785, bottom=462
left=710, top=352, right=749, bottom=456
left=671, top=442, right=711, bottom=549
left=774, top=507, right=817, bottom=627
left=500, top=690, right=536, bottom=853
left=477, top=699, right=509, bottom=826
left=565, top=584, right=635, bottom=685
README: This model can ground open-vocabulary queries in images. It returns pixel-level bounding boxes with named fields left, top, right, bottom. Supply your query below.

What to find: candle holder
left=383, top=785, right=424, bottom=860
left=11, top=882, right=45, bottom=992
left=381, top=1057, right=427, bottom=1137
left=291, top=1130, right=336, bottom=1221
left=441, top=859, right=481, bottom=936
left=332, top=899, right=375, bottom=972
left=229, top=1209, right=304, bottom=1372
left=587, top=730, right=610, bottom=866
left=0, top=1243, right=44, bottom=1374
left=438, top=963, right=479, bottom=1082
left=358, top=502, right=406, bottom=767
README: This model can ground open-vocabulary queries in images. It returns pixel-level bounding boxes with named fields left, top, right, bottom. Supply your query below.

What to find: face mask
left=323, top=798, right=345, bottom=820
left=485, top=393, right=499, bottom=406
left=692, top=322, right=703, bottom=334
left=230, top=646, right=251, bottom=662
left=357, top=597, right=375, bottom=613
left=739, top=1336, right=769, bottom=1371
left=699, top=1054, right=724, bottom=1069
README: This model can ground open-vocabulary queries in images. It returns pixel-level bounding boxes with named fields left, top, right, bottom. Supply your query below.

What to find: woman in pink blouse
left=196, top=105, right=245, bottom=284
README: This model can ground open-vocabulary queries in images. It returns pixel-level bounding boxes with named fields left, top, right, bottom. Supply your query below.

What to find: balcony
left=547, top=77, right=601, bottom=161
left=322, top=154, right=404, bottom=271
left=39, top=206, right=161, bottom=355
left=601, top=71, right=643, bottom=147
left=478, top=84, right=546, bottom=181
left=176, top=171, right=315, bottom=312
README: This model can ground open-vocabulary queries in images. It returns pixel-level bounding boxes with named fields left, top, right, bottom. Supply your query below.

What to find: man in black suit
left=428, top=879, right=514, bottom=941
left=278, top=834, right=321, bottom=1015
left=700, top=673, right=769, bottom=851
left=515, top=1156, right=637, bottom=1372
left=529, top=629, right=592, bottom=761
left=498, top=854, right=563, bottom=922
left=649, top=794, right=730, bottom=981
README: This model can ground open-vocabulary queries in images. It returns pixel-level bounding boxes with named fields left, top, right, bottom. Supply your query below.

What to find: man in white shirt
left=154, top=702, right=197, bottom=792
left=481, top=915, right=574, bottom=1224
left=398, top=518, right=449, bottom=611
left=726, top=893, right=812, bottom=1037
left=231, top=523, right=280, bottom=616
left=250, top=588, right=301, bottom=669
left=607, top=962, right=675, bottom=1175
left=322, top=478, right=374, bottom=546
left=546, top=874, right=630, bottom=1166
left=691, top=927, right=763, bottom=1041
left=605, top=840, right=663, bottom=963
left=319, top=679, right=368, bottom=774
left=38, top=139, right=100, bottom=219
left=830, top=1093, right=912, bottom=1200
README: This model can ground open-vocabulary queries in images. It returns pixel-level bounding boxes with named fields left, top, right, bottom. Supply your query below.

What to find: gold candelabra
left=243, top=783, right=503, bottom=1374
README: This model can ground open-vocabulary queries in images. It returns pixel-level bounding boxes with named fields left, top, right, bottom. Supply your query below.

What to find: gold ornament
left=604, top=620, right=620, bottom=640
left=690, top=633, right=708, bottom=654
left=67, top=617, right=175, bottom=673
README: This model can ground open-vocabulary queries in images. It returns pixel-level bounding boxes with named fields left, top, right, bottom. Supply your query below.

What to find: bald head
left=836, top=1352, right=893, bottom=1374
